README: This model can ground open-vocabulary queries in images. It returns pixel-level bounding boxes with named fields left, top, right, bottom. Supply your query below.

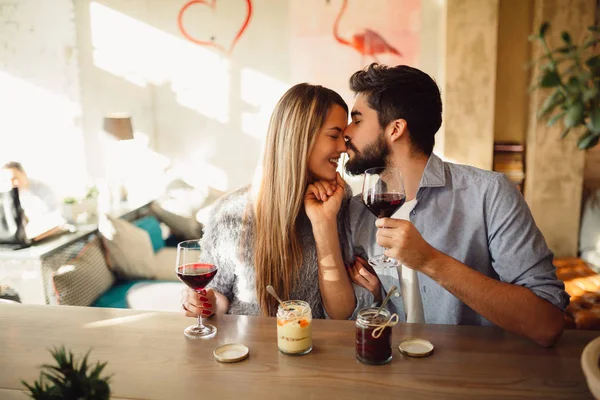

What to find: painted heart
left=177, top=0, right=253, bottom=55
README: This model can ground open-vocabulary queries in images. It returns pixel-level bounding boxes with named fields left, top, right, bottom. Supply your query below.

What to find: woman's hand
left=348, top=256, right=382, bottom=303
left=181, top=287, right=217, bottom=318
left=304, top=172, right=346, bottom=224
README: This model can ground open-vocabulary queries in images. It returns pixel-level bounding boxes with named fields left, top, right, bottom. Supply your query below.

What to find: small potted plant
left=21, top=346, right=111, bottom=400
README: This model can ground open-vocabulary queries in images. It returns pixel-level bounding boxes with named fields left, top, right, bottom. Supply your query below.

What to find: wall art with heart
left=177, top=0, right=253, bottom=56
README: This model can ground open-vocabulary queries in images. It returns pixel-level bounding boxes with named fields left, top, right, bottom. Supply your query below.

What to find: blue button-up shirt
left=345, top=153, right=570, bottom=326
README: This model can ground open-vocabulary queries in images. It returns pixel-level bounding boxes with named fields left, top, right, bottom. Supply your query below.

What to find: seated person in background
left=309, top=63, right=569, bottom=346
left=182, top=83, right=365, bottom=319
left=2, top=161, right=59, bottom=216
left=2, top=161, right=63, bottom=241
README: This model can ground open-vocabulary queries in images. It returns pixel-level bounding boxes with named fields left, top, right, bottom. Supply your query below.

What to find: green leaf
left=540, top=70, right=561, bottom=87
left=540, top=22, right=550, bottom=37
left=565, top=93, right=580, bottom=108
left=563, top=64, right=579, bottom=75
left=556, top=45, right=577, bottom=53
left=560, top=126, right=571, bottom=139
left=591, top=107, right=600, bottom=134
left=566, top=76, right=581, bottom=94
left=561, top=32, right=572, bottom=44
left=42, top=374, right=65, bottom=389
left=526, top=54, right=552, bottom=67
left=547, top=111, right=566, bottom=127
left=565, top=103, right=584, bottom=128
left=583, top=38, right=599, bottom=49
left=583, top=87, right=599, bottom=103
left=589, top=25, right=600, bottom=33
left=586, top=55, right=600, bottom=68
left=528, top=34, right=539, bottom=41
left=528, top=83, right=541, bottom=93
left=89, top=362, right=108, bottom=381
left=578, top=131, right=600, bottom=149
left=579, top=70, right=592, bottom=82
left=80, top=350, right=91, bottom=375
left=538, top=90, right=564, bottom=117
left=540, top=61, right=556, bottom=72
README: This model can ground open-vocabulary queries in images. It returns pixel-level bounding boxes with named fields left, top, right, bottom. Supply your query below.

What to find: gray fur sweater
left=199, top=185, right=355, bottom=318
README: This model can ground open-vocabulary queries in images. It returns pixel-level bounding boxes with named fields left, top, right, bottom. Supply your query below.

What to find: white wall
left=75, top=0, right=292, bottom=194
left=75, top=0, right=439, bottom=195
left=0, top=0, right=87, bottom=197
left=1, top=0, right=444, bottom=198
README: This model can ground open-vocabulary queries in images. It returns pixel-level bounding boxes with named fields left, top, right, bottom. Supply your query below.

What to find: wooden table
left=0, top=304, right=596, bottom=399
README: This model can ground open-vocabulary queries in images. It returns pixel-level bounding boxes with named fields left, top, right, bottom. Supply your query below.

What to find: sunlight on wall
left=180, top=155, right=229, bottom=193
left=0, top=71, right=87, bottom=197
left=101, top=131, right=171, bottom=204
left=89, top=2, right=230, bottom=124
left=240, top=67, right=290, bottom=140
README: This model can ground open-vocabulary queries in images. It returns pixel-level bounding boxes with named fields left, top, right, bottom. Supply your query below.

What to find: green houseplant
left=529, top=22, right=600, bottom=149
left=21, top=346, right=111, bottom=400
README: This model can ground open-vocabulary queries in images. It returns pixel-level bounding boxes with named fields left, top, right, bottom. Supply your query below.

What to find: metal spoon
left=266, top=285, right=287, bottom=309
left=376, top=285, right=397, bottom=316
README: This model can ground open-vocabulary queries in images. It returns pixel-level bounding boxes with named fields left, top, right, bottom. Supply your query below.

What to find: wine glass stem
left=197, top=314, right=204, bottom=329
left=380, top=245, right=390, bottom=262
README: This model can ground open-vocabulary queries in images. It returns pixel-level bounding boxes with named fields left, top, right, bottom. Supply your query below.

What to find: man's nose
left=336, top=136, right=347, bottom=153
left=343, top=124, right=353, bottom=142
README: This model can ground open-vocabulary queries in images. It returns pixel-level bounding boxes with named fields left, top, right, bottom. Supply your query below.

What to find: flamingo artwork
left=332, top=0, right=402, bottom=62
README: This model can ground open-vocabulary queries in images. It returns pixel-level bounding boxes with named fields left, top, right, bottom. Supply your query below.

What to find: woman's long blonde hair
left=252, top=83, right=347, bottom=316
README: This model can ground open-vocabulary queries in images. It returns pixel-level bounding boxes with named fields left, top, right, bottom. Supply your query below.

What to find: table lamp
left=103, top=113, right=134, bottom=141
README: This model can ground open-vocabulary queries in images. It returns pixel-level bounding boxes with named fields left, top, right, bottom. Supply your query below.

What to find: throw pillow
left=52, top=238, right=115, bottom=306
left=149, top=202, right=203, bottom=240
left=99, top=214, right=157, bottom=280
left=133, top=215, right=165, bottom=253
left=153, top=247, right=178, bottom=281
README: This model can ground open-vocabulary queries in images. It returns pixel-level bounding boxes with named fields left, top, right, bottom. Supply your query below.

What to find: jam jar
left=355, top=307, right=393, bottom=365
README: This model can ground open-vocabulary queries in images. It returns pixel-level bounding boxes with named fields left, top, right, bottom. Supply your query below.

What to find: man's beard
left=345, top=131, right=390, bottom=176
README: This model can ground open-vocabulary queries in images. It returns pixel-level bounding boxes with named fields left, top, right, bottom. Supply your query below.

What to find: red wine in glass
left=362, top=167, right=406, bottom=268
left=176, top=240, right=218, bottom=339
left=364, top=191, right=406, bottom=218
left=177, top=264, right=217, bottom=291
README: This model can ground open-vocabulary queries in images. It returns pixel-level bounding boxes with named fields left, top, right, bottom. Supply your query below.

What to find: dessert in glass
left=355, top=307, right=394, bottom=365
left=276, top=300, right=312, bottom=355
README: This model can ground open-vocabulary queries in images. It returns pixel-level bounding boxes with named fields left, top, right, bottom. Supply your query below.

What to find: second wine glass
left=362, top=167, right=406, bottom=268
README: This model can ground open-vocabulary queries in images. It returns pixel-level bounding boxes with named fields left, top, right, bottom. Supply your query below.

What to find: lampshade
left=103, top=114, right=134, bottom=140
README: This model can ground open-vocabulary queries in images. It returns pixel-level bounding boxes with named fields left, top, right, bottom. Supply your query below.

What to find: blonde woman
left=181, top=83, right=370, bottom=319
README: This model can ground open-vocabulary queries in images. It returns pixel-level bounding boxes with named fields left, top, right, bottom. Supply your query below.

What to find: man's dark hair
left=349, top=63, right=442, bottom=156
left=2, top=161, right=25, bottom=174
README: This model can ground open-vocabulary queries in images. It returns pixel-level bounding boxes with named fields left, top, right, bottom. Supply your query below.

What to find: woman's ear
left=388, top=119, right=407, bottom=143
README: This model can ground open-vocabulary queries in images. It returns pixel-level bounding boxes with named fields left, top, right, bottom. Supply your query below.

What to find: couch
left=52, top=214, right=186, bottom=312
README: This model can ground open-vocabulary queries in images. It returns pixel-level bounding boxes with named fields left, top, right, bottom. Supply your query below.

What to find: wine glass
left=176, top=239, right=218, bottom=339
left=362, top=167, right=406, bottom=268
